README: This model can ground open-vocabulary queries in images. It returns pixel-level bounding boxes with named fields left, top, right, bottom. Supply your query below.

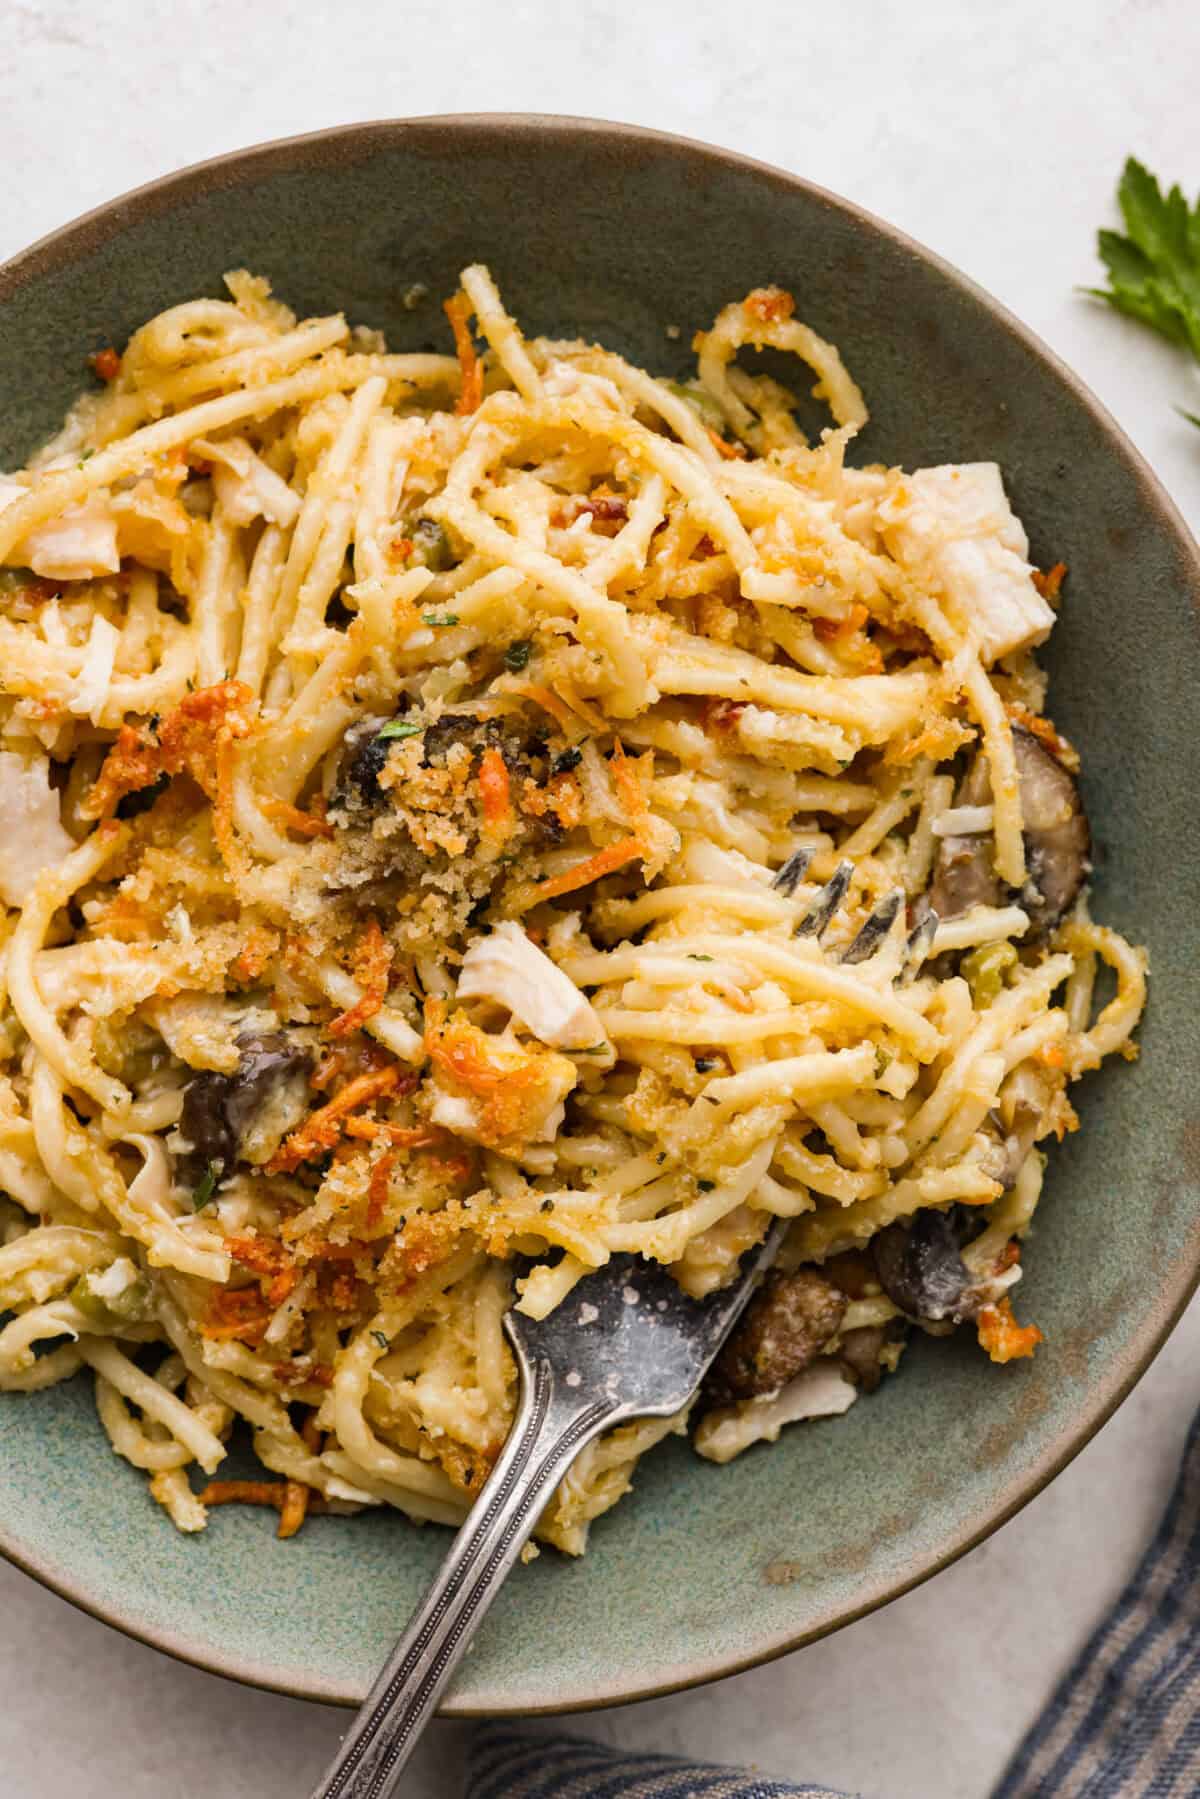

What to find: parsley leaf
left=192, top=1163, right=219, bottom=1209
left=371, top=1330, right=390, bottom=1351
left=697, top=1178, right=716, bottom=1192
left=504, top=639, right=532, bottom=671
left=1090, top=158, right=1200, bottom=415
left=423, top=612, right=460, bottom=628
left=377, top=719, right=423, bottom=741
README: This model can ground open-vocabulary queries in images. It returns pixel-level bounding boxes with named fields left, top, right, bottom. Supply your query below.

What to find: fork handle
left=309, top=1357, right=616, bottom=1799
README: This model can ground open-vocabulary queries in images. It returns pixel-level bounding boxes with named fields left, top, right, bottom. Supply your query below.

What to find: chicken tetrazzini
left=0, top=266, right=1145, bottom=1550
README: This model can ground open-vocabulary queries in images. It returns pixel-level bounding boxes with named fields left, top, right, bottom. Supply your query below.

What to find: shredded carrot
left=814, top=603, right=870, bottom=644
left=88, top=346, right=121, bottom=382
left=1032, top=561, right=1067, bottom=600
left=536, top=833, right=644, bottom=901
left=201, top=1286, right=272, bottom=1344
left=84, top=681, right=257, bottom=825
left=329, top=917, right=393, bottom=1038
left=261, top=796, right=335, bottom=840
left=1039, top=1041, right=1066, bottom=1069
left=268, top=1065, right=408, bottom=1172
left=608, top=738, right=650, bottom=837
left=478, top=745, right=513, bottom=840
left=342, top=1114, right=382, bottom=1140
left=81, top=723, right=160, bottom=821
left=226, top=1235, right=289, bottom=1277
left=283, top=1410, right=325, bottom=1532
left=160, top=682, right=257, bottom=792
left=424, top=1002, right=572, bottom=1151
left=1005, top=702, right=1079, bottom=772
left=366, top=1148, right=399, bottom=1230
left=444, top=291, right=484, bottom=416
left=385, top=1123, right=442, bottom=1149
left=302, top=1238, right=375, bottom=1262
left=520, top=770, right=583, bottom=832
left=977, top=1296, right=1043, bottom=1364
left=226, top=1237, right=296, bottom=1309
left=386, top=534, right=414, bottom=565
left=199, top=1480, right=287, bottom=1509
left=278, top=1478, right=310, bottom=1539
left=706, top=426, right=748, bottom=460
left=885, top=718, right=975, bottom=766
left=310, top=1044, right=354, bottom=1092
left=745, top=286, right=796, bottom=324
left=229, top=923, right=280, bottom=985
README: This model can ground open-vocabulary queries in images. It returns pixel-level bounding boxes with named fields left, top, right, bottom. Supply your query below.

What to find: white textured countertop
left=1, top=3, right=1197, bottom=1794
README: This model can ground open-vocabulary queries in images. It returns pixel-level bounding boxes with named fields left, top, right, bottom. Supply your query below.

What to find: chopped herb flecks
left=192, top=1164, right=218, bottom=1209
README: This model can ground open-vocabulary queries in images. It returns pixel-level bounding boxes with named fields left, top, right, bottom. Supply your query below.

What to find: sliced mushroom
left=176, top=1029, right=313, bottom=1189
left=928, top=727, right=1089, bottom=940
left=871, top=1203, right=988, bottom=1324
left=1015, top=728, right=1091, bottom=937
left=336, top=716, right=404, bottom=808
left=419, top=712, right=481, bottom=768
left=928, top=754, right=999, bottom=919
left=706, top=1268, right=847, bottom=1403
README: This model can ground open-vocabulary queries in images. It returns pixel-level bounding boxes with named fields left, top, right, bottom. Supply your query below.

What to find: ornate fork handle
left=309, top=1356, right=617, bottom=1799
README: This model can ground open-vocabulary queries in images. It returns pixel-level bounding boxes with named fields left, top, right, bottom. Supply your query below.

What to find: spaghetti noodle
left=0, top=266, right=1145, bottom=1549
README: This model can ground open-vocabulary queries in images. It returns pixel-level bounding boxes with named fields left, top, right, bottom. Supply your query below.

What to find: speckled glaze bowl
left=0, top=116, right=1197, bottom=1714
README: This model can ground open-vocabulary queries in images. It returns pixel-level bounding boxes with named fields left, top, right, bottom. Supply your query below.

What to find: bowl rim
left=1, top=109, right=1197, bottom=1717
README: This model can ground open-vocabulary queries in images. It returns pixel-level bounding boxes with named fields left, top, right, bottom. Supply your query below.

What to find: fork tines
left=841, top=890, right=904, bottom=963
left=899, top=911, right=938, bottom=982
left=772, top=848, right=812, bottom=896
left=795, top=860, right=853, bottom=938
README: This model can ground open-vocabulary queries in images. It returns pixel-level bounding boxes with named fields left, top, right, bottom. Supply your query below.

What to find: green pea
left=408, top=516, right=453, bottom=571
left=70, top=1265, right=153, bottom=1327
left=962, top=941, right=1018, bottom=1009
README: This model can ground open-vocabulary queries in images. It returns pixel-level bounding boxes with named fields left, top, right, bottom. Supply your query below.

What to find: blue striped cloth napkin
left=467, top=1408, right=1200, bottom=1798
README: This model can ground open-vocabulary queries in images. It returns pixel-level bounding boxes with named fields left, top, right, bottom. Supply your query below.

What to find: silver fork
left=308, top=1221, right=787, bottom=1798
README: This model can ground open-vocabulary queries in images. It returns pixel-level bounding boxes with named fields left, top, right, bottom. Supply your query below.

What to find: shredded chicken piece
left=0, top=751, right=75, bottom=906
left=0, top=479, right=120, bottom=580
left=457, top=921, right=607, bottom=1052
left=694, top=1359, right=858, bottom=1463
left=879, top=463, right=1055, bottom=665
left=198, top=436, right=301, bottom=528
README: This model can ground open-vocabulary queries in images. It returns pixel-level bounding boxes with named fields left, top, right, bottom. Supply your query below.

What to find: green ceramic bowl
left=0, top=116, right=1197, bottom=1714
